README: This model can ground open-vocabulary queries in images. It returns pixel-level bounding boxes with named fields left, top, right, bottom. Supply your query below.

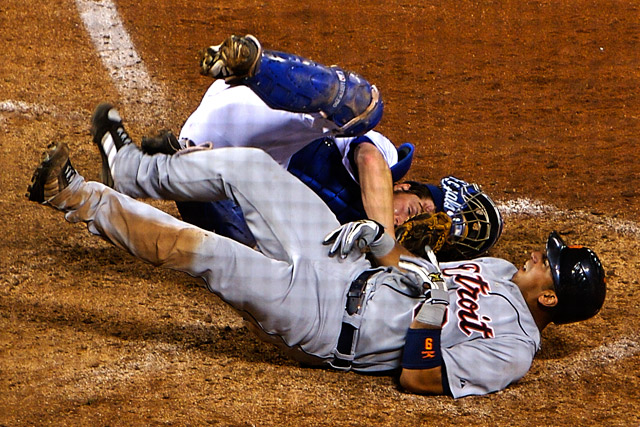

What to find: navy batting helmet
left=546, top=231, right=606, bottom=324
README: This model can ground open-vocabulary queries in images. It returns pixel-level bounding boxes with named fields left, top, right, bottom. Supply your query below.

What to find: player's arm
left=398, top=320, right=445, bottom=394
left=371, top=242, right=410, bottom=267
left=397, top=256, right=449, bottom=395
left=352, top=142, right=395, bottom=237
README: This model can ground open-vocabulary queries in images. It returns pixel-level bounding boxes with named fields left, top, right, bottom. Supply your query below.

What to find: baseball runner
left=140, top=34, right=503, bottom=260
left=26, top=107, right=606, bottom=397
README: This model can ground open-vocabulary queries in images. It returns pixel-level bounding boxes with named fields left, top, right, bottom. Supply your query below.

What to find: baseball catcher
left=141, top=34, right=504, bottom=260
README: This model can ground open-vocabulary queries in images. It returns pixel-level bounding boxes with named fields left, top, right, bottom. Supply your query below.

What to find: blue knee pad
left=244, top=50, right=383, bottom=136
left=176, top=200, right=256, bottom=248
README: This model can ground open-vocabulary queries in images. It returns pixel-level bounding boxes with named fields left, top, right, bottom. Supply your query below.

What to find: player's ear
left=537, top=290, right=558, bottom=308
left=394, top=183, right=411, bottom=192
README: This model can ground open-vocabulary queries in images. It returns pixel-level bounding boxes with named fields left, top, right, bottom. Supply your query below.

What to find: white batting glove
left=398, top=252, right=441, bottom=287
left=323, top=220, right=395, bottom=259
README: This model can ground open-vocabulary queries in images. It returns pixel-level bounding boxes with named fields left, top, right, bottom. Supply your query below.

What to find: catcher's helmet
left=440, top=177, right=504, bottom=259
left=546, top=231, right=606, bottom=324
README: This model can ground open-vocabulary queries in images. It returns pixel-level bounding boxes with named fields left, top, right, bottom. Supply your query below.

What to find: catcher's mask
left=441, top=177, right=503, bottom=258
left=546, top=231, right=606, bottom=324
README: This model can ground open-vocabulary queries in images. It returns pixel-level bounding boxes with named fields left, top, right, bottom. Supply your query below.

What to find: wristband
left=370, top=231, right=395, bottom=257
left=401, top=328, right=443, bottom=370
left=415, top=290, right=449, bottom=327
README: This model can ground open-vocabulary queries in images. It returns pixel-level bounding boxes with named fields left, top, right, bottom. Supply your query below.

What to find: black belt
left=333, top=269, right=378, bottom=368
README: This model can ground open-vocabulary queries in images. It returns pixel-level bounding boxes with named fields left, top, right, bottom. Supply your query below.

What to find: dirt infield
left=1, top=0, right=639, bottom=425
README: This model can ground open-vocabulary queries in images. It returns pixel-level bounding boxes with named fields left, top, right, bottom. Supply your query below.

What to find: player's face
left=392, top=192, right=436, bottom=226
left=512, top=250, right=555, bottom=292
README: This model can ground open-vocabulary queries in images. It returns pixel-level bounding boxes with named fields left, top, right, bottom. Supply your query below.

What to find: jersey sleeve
left=334, top=131, right=398, bottom=182
left=441, top=335, right=537, bottom=398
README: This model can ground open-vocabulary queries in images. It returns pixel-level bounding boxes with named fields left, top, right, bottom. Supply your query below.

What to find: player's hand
left=397, top=254, right=439, bottom=289
left=323, top=220, right=394, bottom=259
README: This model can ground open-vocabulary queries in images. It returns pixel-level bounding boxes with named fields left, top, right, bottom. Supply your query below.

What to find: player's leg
left=92, top=103, right=338, bottom=261
left=91, top=104, right=359, bottom=263
left=27, top=141, right=358, bottom=363
left=178, top=81, right=329, bottom=166
left=113, top=143, right=352, bottom=263
left=199, top=35, right=383, bottom=137
left=247, top=49, right=383, bottom=137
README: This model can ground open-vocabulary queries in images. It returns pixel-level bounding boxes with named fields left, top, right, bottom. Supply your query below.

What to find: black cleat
left=199, top=34, right=262, bottom=82
left=90, top=103, right=133, bottom=187
left=26, top=142, right=77, bottom=204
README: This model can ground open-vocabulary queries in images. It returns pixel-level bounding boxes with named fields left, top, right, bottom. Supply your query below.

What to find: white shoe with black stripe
left=90, top=103, right=133, bottom=187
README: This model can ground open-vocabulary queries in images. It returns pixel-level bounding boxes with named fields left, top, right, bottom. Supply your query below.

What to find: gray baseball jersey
left=51, top=144, right=540, bottom=398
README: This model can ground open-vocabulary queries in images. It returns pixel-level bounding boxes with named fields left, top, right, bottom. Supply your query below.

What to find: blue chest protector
left=287, top=137, right=415, bottom=223
left=287, top=137, right=364, bottom=223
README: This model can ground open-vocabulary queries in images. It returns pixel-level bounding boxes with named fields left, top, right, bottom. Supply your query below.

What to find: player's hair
left=395, top=181, right=433, bottom=200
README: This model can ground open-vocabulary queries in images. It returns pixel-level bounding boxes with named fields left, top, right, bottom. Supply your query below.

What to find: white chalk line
left=498, top=198, right=640, bottom=238
left=74, top=0, right=166, bottom=109
left=548, top=334, right=640, bottom=380
left=0, top=99, right=87, bottom=125
left=0, top=99, right=49, bottom=116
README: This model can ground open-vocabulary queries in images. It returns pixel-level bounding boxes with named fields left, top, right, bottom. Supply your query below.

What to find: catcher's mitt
left=395, top=212, right=453, bottom=258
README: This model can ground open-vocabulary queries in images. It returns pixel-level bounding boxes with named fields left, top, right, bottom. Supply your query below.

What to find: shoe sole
left=243, top=35, right=262, bottom=77
left=26, top=142, right=70, bottom=203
